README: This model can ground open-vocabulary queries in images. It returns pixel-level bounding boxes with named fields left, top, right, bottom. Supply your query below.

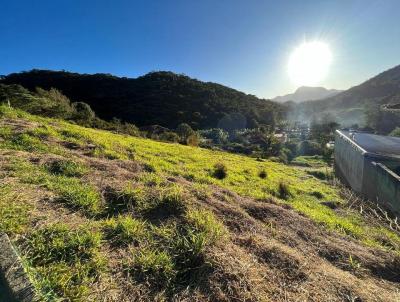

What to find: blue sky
left=1, top=0, right=399, bottom=98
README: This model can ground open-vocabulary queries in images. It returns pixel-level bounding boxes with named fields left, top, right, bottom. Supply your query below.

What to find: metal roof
left=340, top=130, right=400, bottom=158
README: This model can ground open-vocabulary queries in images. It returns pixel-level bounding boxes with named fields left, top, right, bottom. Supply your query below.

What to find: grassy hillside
left=1, top=70, right=283, bottom=129
left=0, top=106, right=399, bottom=301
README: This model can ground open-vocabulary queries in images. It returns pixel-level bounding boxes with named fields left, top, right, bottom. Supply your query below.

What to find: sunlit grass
left=24, top=224, right=106, bottom=300
left=1, top=105, right=400, bottom=253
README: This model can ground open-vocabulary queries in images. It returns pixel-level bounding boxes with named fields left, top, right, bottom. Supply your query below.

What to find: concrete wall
left=335, top=130, right=400, bottom=217
left=363, top=161, right=400, bottom=216
left=334, top=131, right=366, bottom=193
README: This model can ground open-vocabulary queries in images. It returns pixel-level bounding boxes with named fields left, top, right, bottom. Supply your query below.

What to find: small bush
left=213, top=162, right=227, bottom=179
left=258, top=169, right=268, bottom=179
left=310, top=191, right=324, bottom=199
left=278, top=181, right=292, bottom=200
left=159, top=131, right=180, bottom=143
left=297, top=140, right=323, bottom=156
left=186, top=134, right=199, bottom=146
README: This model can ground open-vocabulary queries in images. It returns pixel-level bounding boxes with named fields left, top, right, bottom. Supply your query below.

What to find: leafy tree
left=72, top=102, right=95, bottom=124
left=389, top=127, right=400, bottom=137
left=298, top=140, right=323, bottom=156
left=176, top=123, right=194, bottom=143
left=35, top=87, right=74, bottom=118
left=310, top=115, right=339, bottom=145
left=159, top=132, right=180, bottom=143
left=198, top=128, right=229, bottom=144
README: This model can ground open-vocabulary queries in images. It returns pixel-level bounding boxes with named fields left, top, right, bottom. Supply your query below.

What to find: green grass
left=0, top=105, right=399, bottom=257
left=2, top=106, right=400, bottom=300
left=1, top=106, right=399, bottom=250
left=291, top=155, right=327, bottom=167
left=45, top=159, right=89, bottom=177
left=7, top=157, right=101, bottom=216
left=186, top=208, right=226, bottom=244
left=0, top=184, right=32, bottom=234
left=126, top=247, right=175, bottom=287
left=104, top=215, right=148, bottom=245
left=24, top=224, right=106, bottom=300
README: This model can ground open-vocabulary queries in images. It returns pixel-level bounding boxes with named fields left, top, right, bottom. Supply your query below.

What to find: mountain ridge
left=1, top=69, right=282, bottom=130
left=273, top=86, right=342, bottom=103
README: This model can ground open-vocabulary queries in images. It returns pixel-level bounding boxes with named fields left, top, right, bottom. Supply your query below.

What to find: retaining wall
left=363, top=161, right=400, bottom=216
left=334, top=131, right=366, bottom=193
left=335, top=130, right=400, bottom=217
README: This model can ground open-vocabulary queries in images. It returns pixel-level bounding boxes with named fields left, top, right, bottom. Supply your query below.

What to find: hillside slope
left=296, top=64, right=400, bottom=125
left=0, top=106, right=399, bottom=301
left=1, top=70, right=282, bottom=129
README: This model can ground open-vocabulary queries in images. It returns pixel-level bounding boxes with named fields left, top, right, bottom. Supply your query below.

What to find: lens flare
left=288, top=41, right=332, bottom=86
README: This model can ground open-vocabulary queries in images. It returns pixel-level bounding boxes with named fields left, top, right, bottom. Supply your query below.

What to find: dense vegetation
left=0, top=82, right=334, bottom=162
left=1, top=69, right=283, bottom=130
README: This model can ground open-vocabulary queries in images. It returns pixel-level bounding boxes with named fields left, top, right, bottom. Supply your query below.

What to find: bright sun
left=288, top=41, right=332, bottom=86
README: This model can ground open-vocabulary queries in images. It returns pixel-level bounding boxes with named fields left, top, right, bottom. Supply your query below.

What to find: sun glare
left=288, top=41, right=332, bottom=86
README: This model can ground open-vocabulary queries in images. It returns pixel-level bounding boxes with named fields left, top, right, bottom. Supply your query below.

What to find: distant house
left=334, top=130, right=400, bottom=216
left=273, top=132, right=287, bottom=143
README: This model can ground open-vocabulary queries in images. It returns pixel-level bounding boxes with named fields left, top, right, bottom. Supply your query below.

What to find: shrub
left=176, top=123, right=195, bottom=143
left=213, top=162, right=227, bottom=179
left=297, top=140, right=323, bottom=156
left=159, top=131, right=180, bottom=143
left=278, top=181, right=292, bottom=200
left=72, top=102, right=95, bottom=124
left=258, top=169, right=268, bottom=179
left=186, top=133, right=199, bottom=146
left=390, top=127, right=400, bottom=137
left=310, top=191, right=324, bottom=199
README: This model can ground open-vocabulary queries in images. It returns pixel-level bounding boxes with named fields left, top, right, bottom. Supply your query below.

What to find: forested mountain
left=294, top=64, right=400, bottom=126
left=308, top=64, right=400, bottom=109
left=1, top=70, right=283, bottom=129
left=273, top=86, right=341, bottom=103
